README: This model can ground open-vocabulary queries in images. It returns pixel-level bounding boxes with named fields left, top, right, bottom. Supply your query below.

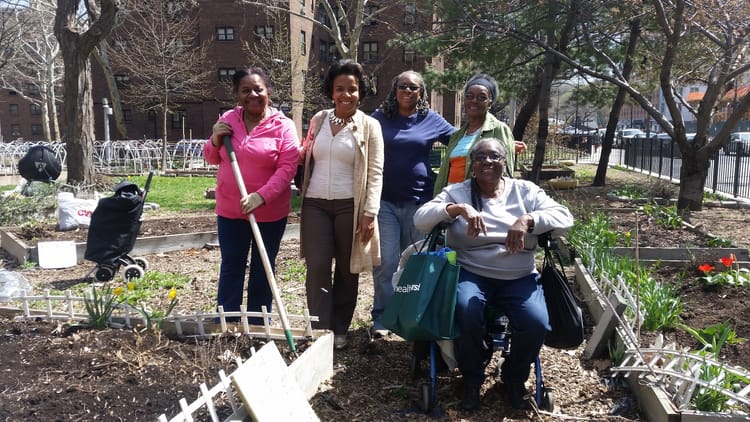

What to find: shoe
left=334, top=334, right=348, bottom=350
left=504, top=382, right=531, bottom=410
left=369, top=325, right=390, bottom=338
left=460, top=383, right=481, bottom=411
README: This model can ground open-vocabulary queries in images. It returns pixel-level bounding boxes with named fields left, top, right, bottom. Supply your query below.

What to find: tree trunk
left=593, top=19, right=641, bottom=186
left=512, top=91, right=541, bottom=142
left=162, top=104, right=169, bottom=171
left=677, top=157, right=708, bottom=211
left=59, top=50, right=96, bottom=184
left=55, top=0, right=119, bottom=186
left=93, top=43, right=128, bottom=139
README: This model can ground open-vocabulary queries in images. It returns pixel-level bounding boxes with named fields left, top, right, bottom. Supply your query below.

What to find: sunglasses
left=397, top=84, right=421, bottom=92
left=471, top=153, right=506, bottom=162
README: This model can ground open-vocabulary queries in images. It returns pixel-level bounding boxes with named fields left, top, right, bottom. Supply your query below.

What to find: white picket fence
left=157, top=354, right=250, bottom=422
left=7, top=288, right=318, bottom=339
left=588, top=266, right=750, bottom=413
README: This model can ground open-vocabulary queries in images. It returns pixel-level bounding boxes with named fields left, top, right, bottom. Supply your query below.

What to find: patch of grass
left=121, top=270, right=191, bottom=305
left=126, top=175, right=216, bottom=212
left=123, top=175, right=302, bottom=214
left=611, top=184, right=645, bottom=199
left=571, top=165, right=594, bottom=183
left=1, top=184, right=16, bottom=192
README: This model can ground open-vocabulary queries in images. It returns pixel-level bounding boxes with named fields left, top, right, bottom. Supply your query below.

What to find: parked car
left=724, top=132, right=750, bottom=155
left=615, top=128, right=646, bottom=147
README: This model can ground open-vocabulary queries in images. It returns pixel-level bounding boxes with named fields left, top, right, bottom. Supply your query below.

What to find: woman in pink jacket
left=203, top=67, right=300, bottom=324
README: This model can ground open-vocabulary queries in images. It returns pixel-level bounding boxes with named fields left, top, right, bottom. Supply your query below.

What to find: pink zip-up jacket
left=203, top=106, right=300, bottom=222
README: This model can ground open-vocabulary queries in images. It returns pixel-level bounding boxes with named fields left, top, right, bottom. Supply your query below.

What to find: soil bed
left=2, top=165, right=750, bottom=420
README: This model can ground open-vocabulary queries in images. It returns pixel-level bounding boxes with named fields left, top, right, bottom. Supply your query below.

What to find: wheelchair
left=410, top=306, right=554, bottom=413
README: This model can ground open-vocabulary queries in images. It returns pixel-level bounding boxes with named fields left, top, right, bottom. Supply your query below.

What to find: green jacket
left=433, top=113, right=515, bottom=196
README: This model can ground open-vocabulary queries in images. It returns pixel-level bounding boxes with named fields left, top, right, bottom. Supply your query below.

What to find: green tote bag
left=381, top=226, right=461, bottom=341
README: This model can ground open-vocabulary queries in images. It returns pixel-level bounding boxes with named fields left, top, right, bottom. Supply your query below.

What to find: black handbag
left=539, top=233, right=584, bottom=349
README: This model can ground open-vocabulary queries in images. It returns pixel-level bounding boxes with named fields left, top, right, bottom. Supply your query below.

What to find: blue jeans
left=371, top=200, right=423, bottom=328
left=454, top=269, right=549, bottom=387
left=216, top=215, right=287, bottom=324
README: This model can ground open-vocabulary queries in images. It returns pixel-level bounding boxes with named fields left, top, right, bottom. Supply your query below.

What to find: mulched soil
left=1, top=165, right=750, bottom=421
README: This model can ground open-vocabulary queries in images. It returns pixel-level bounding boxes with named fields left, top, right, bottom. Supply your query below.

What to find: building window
left=9, top=104, right=18, bottom=116
left=300, top=31, right=307, bottom=55
left=31, top=124, right=42, bottom=136
left=216, top=27, right=235, bottom=41
left=404, top=2, right=416, bottom=24
left=11, top=124, right=21, bottom=137
left=123, top=109, right=133, bottom=122
left=30, top=103, right=42, bottom=115
left=115, top=74, right=130, bottom=88
left=316, top=5, right=331, bottom=27
left=364, top=5, right=377, bottom=25
left=319, top=41, right=337, bottom=63
left=299, top=0, right=306, bottom=14
left=27, top=83, right=39, bottom=95
left=363, top=42, right=378, bottom=63
left=255, top=26, right=273, bottom=40
left=404, top=48, right=415, bottom=63
left=171, top=112, right=185, bottom=129
left=218, top=68, right=236, bottom=82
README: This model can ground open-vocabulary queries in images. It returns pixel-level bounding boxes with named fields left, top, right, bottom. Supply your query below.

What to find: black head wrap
left=465, top=74, right=498, bottom=104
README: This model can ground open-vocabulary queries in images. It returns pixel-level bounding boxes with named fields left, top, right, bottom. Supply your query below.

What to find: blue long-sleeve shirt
left=372, top=109, right=456, bottom=204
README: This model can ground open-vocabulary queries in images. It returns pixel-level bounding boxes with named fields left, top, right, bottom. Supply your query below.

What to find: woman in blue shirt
left=369, top=71, right=456, bottom=336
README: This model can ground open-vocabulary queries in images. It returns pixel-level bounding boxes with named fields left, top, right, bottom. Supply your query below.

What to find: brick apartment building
left=0, top=1, right=456, bottom=144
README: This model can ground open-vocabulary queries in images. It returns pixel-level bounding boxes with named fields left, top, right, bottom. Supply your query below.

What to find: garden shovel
left=222, top=135, right=296, bottom=354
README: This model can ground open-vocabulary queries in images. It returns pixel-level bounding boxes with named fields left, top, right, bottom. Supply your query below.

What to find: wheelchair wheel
left=540, top=388, right=554, bottom=411
left=122, top=264, right=144, bottom=281
left=95, top=265, right=116, bottom=282
left=418, top=382, right=433, bottom=412
left=133, top=257, right=149, bottom=271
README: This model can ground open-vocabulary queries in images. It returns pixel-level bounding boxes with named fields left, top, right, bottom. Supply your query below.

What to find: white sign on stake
left=231, top=341, right=319, bottom=421
left=37, top=241, right=77, bottom=269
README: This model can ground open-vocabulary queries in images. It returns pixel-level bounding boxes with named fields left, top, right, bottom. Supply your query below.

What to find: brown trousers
left=301, top=198, right=360, bottom=335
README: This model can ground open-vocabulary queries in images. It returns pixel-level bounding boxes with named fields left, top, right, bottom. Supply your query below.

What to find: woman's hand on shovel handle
left=241, top=192, right=265, bottom=214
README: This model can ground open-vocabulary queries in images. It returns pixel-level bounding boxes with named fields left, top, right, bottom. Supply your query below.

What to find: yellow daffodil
left=168, top=287, right=177, bottom=300
left=113, top=287, right=124, bottom=296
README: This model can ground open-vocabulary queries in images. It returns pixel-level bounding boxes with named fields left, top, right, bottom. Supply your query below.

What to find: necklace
left=329, top=111, right=354, bottom=126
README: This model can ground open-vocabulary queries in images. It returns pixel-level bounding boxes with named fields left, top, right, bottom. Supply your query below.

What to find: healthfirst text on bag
left=381, top=245, right=460, bottom=342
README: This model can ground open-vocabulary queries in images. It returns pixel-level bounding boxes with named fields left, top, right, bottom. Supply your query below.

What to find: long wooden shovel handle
left=222, top=135, right=296, bottom=352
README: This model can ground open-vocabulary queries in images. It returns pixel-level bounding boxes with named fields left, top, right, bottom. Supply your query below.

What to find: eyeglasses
left=397, top=84, right=421, bottom=92
left=471, top=153, right=506, bottom=162
left=464, top=93, right=489, bottom=102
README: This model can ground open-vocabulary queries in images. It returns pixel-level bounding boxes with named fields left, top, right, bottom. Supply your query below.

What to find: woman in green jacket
left=434, top=74, right=526, bottom=195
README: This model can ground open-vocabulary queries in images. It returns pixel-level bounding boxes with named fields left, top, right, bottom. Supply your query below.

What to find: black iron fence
left=618, top=138, right=750, bottom=201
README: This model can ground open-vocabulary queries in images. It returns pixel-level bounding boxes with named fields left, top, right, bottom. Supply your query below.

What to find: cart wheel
left=122, top=265, right=144, bottom=281
left=95, top=266, right=115, bottom=282
left=133, top=257, right=149, bottom=271
left=541, top=388, right=554, bottom=412
left=418, top=383, right=433, bottom=412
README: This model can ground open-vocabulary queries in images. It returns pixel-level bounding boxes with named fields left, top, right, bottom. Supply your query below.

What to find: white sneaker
left=369, top=326, right=390, bottom=338
left=334, top=334, right=348, bottom=350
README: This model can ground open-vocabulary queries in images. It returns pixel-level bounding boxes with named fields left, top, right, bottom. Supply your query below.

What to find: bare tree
left=106, top=0, right=212, bottom=169
left=0, top=0, right=28, bottom=71
left=1, top=0, right=63, bottom=142
left=238, top=0, right=397, bottom=62
left=243, top=9, right=325, bottom=118
left=54, top=0, right=119, bottom=186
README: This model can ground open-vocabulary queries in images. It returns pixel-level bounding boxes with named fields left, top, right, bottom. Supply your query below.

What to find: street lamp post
left=102, top=98, right=113, bottom=143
